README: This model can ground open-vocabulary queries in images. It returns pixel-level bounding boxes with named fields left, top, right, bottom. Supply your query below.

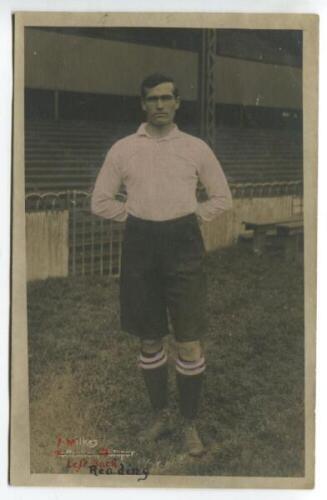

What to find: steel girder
left=199, top=29, right=217, bottom=150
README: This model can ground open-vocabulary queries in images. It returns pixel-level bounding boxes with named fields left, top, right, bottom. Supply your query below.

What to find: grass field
left=27, top=244, right=304, bottom=478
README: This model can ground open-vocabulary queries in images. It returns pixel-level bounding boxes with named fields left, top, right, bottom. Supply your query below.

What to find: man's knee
left=141, top=339, right=163, bottom=354
left=139, top=339, right=167, bottom=372
left=176, top=340, right=202, bottom=361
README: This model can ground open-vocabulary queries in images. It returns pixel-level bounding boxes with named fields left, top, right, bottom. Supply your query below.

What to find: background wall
left=26, top=211, right=69, bottom=281
left=215, top=57, right=302, bottom=108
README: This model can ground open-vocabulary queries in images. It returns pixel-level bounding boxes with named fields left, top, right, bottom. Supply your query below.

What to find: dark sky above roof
left=31, top=27, right=302, bottom=68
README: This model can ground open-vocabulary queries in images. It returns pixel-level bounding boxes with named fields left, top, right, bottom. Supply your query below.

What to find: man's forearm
left=196, top=193, right=233, bottom=222
left=91, top=194, right=128, bottom=222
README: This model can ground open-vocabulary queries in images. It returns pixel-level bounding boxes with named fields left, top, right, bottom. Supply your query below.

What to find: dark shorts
left=120, top=213, right=207, bottom=342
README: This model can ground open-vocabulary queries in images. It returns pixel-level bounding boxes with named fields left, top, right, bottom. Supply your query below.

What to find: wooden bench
left=242, top=216, right=303, bottom=256
left=276, top=221, right=304, bottom=261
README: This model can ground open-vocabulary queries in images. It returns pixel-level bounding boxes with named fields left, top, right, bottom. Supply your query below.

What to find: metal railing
left=25, top=181, right=303, bottom=211
left=229, top=180, right=303, bottom=198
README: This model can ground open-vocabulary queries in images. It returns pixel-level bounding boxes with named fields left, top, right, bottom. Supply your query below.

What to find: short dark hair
left=140, top=73, right=179, bottom=99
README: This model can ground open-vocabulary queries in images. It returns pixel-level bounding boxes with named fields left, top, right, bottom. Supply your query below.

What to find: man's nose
left=156, top=98, right=164, bottom=108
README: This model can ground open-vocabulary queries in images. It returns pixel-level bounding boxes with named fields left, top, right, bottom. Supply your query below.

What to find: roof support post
left=198, top=29, right=217, bottom=150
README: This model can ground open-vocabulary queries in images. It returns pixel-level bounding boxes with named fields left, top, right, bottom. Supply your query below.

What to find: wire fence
left=69, top=194, right=124, bottom=277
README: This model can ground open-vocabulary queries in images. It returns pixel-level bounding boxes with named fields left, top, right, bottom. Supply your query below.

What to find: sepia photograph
left=10, top=11, right=318, bottom=488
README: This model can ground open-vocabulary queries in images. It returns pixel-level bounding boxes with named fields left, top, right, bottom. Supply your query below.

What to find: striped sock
left=176, top=356, right=206, bottom=420
left=139, top=347, right=168, bottom=412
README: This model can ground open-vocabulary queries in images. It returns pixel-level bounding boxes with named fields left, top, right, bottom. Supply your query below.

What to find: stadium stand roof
left=32, top=27, right=302, bottom=68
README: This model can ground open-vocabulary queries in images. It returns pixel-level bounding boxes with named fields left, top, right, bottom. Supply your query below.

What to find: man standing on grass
left=91, top=73, right=232, bottom=457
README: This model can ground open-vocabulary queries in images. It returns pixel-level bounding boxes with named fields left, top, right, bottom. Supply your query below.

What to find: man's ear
left=141, top=99, right=146, bottom=112
left=175, top=96, right=181, bottom=110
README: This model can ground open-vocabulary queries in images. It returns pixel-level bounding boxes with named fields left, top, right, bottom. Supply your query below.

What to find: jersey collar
left=136, top=123, right=181, bottom=141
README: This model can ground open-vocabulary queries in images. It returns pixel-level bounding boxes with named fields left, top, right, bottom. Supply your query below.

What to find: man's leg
left=139, top=339, right=168, bottom=412
left=176, top=340, right=206, bottom=456
left=161, top=214, right=207, bottom=455
left=120, top=216, right=171, bottom=442
left=138, top=339, right=171, bottom=442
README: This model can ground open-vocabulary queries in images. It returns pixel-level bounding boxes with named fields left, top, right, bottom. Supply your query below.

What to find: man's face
left=141, top=82, right=180, bottom=128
